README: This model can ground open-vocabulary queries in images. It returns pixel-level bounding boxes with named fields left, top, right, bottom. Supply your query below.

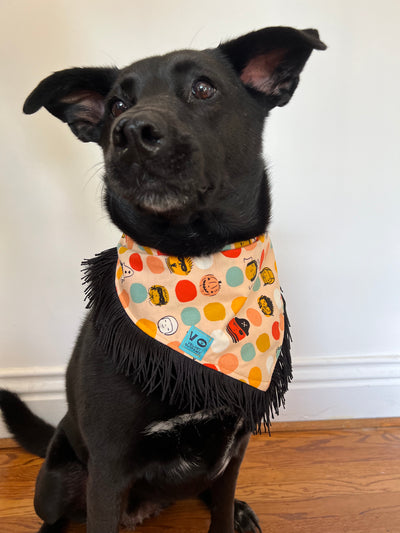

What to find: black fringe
left=82, top=248, right=292, bottom=434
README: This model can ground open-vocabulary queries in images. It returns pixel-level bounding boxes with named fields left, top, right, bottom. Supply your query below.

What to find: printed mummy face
left=149, top=285, right=169, bottom=306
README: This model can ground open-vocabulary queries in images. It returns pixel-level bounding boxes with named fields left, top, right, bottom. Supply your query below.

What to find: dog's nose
left=112, top=116, right=165, bottom=155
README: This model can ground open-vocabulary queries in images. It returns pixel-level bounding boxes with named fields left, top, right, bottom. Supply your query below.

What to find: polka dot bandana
left=115, top=233, right=285, bottom=392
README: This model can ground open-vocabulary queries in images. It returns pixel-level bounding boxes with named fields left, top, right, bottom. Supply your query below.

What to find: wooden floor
left=1, top=419, right=399, bottom=533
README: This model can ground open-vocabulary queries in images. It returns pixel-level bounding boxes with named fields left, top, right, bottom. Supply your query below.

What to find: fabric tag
left=179, top=326, right=214, bottom=360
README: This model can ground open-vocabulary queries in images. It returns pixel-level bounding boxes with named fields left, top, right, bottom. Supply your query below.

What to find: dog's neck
left=104, top=171, right=271, bottom=257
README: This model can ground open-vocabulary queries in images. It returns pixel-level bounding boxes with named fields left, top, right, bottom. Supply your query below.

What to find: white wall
left=1, top=0, right=399, bottom=436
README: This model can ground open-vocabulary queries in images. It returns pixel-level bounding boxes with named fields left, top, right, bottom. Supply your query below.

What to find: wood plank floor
left=1, top=420, right=399, bottom=532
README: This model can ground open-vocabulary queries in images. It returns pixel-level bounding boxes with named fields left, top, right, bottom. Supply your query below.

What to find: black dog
left=0, top=26, right=325, bottom=533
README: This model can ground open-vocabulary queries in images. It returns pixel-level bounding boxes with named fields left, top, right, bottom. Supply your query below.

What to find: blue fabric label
left=179, top=326, right=214, bottom=360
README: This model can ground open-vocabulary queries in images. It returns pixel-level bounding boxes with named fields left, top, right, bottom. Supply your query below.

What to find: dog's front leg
left=86, top=459, right=128, bottom=533
left=205, top=433, right=251, bottom=533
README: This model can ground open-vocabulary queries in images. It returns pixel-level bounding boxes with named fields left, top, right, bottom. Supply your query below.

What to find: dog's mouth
left=104, top=163, right=204, bottom=217
left=132, top=175, right=193, bottom=215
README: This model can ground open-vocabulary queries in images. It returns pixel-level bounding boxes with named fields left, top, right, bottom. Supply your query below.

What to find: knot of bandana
left=115, top=233, right=285, bottom=392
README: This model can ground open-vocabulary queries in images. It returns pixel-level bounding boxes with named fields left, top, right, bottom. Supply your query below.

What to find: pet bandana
left=115, top=233, right=285, bottom=392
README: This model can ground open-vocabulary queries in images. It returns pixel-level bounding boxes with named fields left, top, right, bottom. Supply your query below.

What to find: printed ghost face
left=158, top=316, right=179, bottom=335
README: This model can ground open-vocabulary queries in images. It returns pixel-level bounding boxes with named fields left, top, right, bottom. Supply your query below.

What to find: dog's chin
left=105, top=166, right=203, bottom=219
left=137, top=190, right=191, bottom=217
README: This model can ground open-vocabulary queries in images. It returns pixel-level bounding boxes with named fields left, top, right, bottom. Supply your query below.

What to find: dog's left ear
left=219, top=26, right=326, bottom=109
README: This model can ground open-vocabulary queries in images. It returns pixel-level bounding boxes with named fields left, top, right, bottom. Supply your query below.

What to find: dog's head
left=24, top=27, right=325, bottom=255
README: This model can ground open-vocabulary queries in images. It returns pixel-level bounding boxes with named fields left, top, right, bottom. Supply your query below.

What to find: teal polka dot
left=130, top=283, right=147, bottom=303
left=226, top=266, right=244, bottom=287
left=181, top=307, right=201, bottom=326
left=252, top=277, right=261, bottom=292
left=241, top=343, right=256, bottom=361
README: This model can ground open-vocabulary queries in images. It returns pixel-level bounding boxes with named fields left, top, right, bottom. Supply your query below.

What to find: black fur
left=1, top=26, right=325, bottom=533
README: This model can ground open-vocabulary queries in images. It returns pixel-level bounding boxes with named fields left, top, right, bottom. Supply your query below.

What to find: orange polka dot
left=244, top=242, right=257, bottom=251
left=125, top=236, right=134, bottom=249
left=246, top=308, right=262, bottom=327
left=231, top=296, right=247, bottom=314
left=218, top=353, right=239, bottom=374
left=279, top=313, right=285, bottom=331
left=256, top=333, right=270, bottom=352
left=203, top=302, right=226, bottom=321
left=248, top=366, right=262, bottom=388
left=136, top=318, right=157, bottom=338
left=118, top=290, right=130, bottom=309
left=168, top=341, right=185, bottom=354
left=146, top=255, right=165, bottom=274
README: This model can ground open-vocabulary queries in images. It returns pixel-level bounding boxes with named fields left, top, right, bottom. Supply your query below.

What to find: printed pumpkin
left=199, top=274, right=221, bottom=296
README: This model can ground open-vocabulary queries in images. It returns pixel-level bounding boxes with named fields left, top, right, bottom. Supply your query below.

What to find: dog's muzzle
left=112, top=112, right=167, bottom=161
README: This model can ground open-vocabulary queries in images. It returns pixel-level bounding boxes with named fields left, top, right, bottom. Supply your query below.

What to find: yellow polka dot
left=259, top=234, right=265, bottom=242
left=231, top=296, right=247, bottom=314
left=248, top=366, right=262, bottom=388
left=116, top=265, right=123, bottom=280
left=234, top=239, right=252, bottom=248
left=136, top=319, right=157, bottom=338
left=256, top=333, right=270, bottom=353
left=203, top=302, right=226, bottom=321
left=118, top=246, right=127, bottom=254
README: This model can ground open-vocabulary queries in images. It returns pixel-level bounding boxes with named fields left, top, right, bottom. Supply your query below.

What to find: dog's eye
left=191, top=79, right=216, bottom=100
left=110, top=99, right=128, bottom=117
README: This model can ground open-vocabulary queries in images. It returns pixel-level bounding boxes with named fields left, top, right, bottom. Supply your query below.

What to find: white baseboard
left=1, top=355, right=399, bottom=438
left=278, top=354, right=400, bottom=423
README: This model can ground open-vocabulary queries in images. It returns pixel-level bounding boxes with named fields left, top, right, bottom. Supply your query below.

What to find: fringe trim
left=82, top=248, right=292, bottom=434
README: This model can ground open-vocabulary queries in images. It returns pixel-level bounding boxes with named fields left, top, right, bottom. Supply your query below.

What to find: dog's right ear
left=23, top=67, right=119, bottom=143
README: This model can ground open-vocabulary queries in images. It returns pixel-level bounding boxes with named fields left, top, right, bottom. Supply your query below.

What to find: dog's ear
left=219, top=26, right=326, bottom=109
left=23, top=67, right=118, bottom=143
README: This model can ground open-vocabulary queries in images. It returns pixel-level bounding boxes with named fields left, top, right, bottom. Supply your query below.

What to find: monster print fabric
left=115, top=233, right=285, bottom=392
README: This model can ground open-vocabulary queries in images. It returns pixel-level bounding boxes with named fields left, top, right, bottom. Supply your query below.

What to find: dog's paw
left=36, top=518, right=67, bottom=533
left=234, top=499, right=262, bottom=533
